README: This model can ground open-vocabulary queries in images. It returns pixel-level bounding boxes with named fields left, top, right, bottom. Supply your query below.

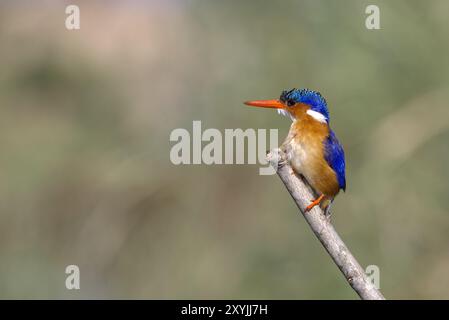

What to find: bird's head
left=244, top=88, right=329, bottom=123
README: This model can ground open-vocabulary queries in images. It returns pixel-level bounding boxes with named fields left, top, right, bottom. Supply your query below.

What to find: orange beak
left=244, top=99, right=284, bottom=109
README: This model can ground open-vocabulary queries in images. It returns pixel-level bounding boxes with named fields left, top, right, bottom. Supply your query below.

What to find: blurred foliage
left=0, top=0, right=449, bottom=298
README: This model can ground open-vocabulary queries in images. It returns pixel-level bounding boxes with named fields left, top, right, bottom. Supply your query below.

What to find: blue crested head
left=279, top=88, right=329, bottom=120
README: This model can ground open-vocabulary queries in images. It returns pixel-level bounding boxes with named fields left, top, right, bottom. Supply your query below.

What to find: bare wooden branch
left=267, top=148, right=385, bottom=300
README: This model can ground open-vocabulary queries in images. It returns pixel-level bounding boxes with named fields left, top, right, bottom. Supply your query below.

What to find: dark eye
left=286, top=99, right=295, bottom=107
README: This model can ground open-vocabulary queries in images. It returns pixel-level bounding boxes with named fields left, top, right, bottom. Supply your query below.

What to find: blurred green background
left=1, top=0, right=449, bottom=299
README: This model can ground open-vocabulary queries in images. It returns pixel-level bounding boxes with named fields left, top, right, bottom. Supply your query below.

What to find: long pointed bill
left=244, top=99, right=284, bottom=109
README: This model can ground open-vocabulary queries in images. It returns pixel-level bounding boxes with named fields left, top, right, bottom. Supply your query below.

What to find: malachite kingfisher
left=245, top=88, right=346, bottom=213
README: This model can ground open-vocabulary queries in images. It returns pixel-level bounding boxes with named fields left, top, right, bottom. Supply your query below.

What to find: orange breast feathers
left=281, top=114, right=340, bottom=198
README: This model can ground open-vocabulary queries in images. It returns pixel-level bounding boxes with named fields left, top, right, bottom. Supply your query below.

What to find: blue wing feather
left=324, top=130, right=346, bottom=191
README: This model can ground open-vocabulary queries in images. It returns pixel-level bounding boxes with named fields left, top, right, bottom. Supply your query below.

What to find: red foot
left=305, top=194, right=325, bottom=212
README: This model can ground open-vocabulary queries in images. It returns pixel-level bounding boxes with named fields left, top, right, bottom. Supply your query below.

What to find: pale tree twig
left=267, top=148, right=385, bottom=300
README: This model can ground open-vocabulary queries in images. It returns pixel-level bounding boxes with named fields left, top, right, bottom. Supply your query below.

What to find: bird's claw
left=305, top=195, right=325, bottom=212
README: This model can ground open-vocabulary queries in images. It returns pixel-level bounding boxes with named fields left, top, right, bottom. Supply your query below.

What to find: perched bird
left=244, top=89, right=346, bottom=213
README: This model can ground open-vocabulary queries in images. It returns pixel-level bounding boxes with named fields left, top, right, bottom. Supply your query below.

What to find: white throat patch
left=277, top=108, right=295, bottom=121
left=306, top=110, right=327, bottom=123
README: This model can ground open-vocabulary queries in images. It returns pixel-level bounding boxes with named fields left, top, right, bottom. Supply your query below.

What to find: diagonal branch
left=267, top=148, right=385, bottom=300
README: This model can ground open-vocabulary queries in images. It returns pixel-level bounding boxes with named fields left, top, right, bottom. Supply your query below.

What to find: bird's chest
left=282, top=119, right=328, bottom=175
